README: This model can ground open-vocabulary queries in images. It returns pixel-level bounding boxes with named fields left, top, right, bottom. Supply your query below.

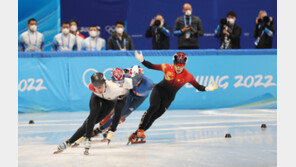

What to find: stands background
left=18, top=0, right=277, bottom=51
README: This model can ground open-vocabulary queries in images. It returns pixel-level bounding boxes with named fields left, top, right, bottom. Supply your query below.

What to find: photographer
left=253, top=10, right=275, bottom=49
left=174, top=3, right=204, bottom=49
left=145, top=14, right=171, bottom=50
left=214, top=11, right=241, bottom=49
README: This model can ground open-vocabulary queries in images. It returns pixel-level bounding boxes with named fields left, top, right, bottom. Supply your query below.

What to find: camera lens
left=154, top=20, right=161, bottom=26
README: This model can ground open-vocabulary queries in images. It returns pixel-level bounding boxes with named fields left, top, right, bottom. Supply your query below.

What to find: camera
left=263, top=16, right=273, bottom=26
left=258, top=16, right=273, bottom=27
left=219, top=18, right=231, bottom=49
left=154, top=20, right=161, bottom=27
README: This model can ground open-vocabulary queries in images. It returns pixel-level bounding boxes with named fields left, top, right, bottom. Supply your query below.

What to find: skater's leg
left=143, top=96, right=174, bottom=131
left=85, top=98, right=115, bottom=139
left=109, top=97, right=127, bottom=132
left=122, top=94, right=148, bottom=119
left=68, top=94, right=102, bottom=144
left=100, top=94, right=132, bottom=130
left=138, top=87, right=162, bottom=130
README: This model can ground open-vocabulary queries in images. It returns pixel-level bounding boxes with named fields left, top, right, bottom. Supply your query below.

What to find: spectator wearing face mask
left=70, top=20, right=85, bottom=51
left=253, top=10, right=275, bottom=49
left=19, top=18, right=44, bottom=51
left=214, top=11, right=241, bottom=49
left=174, top=3, right=204, bottom=49
left=52, top=21, right=77, bottom=51
left=145, top=14, right=171, bottom=50
left=81, top=25, right=106, bottom=51
left=106, top=20, right=134, bottom=51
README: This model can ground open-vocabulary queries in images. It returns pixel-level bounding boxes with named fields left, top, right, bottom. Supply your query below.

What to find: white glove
left=106, top=131, right=114, bottom=141
left=135, top=50, right=144, bottom=63
left=83, top=138, right=91, bottom=149
left=205, top=83, right=218, bottom=91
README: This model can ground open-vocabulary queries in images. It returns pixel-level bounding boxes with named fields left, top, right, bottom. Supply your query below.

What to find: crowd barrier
left=18, top=49, right=277, bottom=113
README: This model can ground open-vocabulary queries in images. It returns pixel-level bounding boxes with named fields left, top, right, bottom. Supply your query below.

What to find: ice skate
left=83, top=138, right=91, bottom=155
left=71, top=137, right=84, bottom=148
left=127, top=129, right=146, bottom=145
left=100, top=131, right=108, bottom=142
left=53, top=141, right=70, bottom=154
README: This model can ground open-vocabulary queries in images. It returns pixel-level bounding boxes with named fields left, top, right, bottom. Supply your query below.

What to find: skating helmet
left=130, top=65, right=144, bottom=86
left=173, top=52, right=188, bottom=66
left=130, top=65, right=144, bottom=77
left=91, top=72, right=106, bottom=87
left=111, top=68, right=125, bottom=81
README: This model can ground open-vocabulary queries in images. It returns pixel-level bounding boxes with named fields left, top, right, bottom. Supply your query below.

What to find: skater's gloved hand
left=106, top=130, right=114, bottom=141
left=135, top=50, right=144, bottom=63
left=83, top=138, right=91, bottom=149
left=205, top=83, right=219, bottom=91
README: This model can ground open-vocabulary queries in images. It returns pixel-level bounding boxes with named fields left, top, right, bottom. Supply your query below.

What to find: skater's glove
left=205, top=83, right=219, bottom=91
left=83, top=138, right=91, bottom=149
left=135, top=50, right=144, bottom=63
left=106, top=130, right=114, bottom=141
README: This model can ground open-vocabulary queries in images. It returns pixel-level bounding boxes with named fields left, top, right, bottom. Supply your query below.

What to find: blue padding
left=18, top=49, right=277, bottom=58
left=18, top=49, right=277, bottom=113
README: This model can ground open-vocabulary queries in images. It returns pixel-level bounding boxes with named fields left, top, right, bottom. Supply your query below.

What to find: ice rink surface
left=19, top=108, right=277, bottom=167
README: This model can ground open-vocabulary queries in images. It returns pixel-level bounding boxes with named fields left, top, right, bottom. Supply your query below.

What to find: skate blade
left=129, top=138, right=146, bottom=145
left=71, top=143, right=80, bottom=148
left=100, top=138, right=107, bottom=142
left=53, top=150, right=63, bottom=154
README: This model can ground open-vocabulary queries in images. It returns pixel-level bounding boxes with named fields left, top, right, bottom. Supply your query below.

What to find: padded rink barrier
left=18, top=49, right=277, bottom=113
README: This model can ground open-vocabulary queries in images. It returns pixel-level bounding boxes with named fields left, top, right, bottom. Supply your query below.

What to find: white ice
left=18, top=108, right=277, bottom=167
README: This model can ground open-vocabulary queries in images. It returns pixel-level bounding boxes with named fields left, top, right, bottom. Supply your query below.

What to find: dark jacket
left=145, top=23, right=171, bottom=50
left=106, top=31, right=134, bottom=50
left=217, top=23, right=241, bottom=49
left=174, top=15, right=204, bottom=49
left=253, top=22, right=275, bottom=49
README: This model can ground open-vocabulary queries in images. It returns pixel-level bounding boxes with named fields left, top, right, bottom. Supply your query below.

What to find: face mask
left=62, top=28, right=70, bottom=35
left=89, top=30, right=97, bottom=38
left=185, top=10, right=192, bottom=16
left=70, top=25, right=77, bottom=32
left=227, top=18, right=235, bottom=25
left=29, top=25, right=37, bottom=32
left=116, top=27, right=124, bottom=34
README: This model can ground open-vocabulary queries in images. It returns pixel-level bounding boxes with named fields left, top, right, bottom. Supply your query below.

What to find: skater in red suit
left=128, top=51, right=218, bottom=144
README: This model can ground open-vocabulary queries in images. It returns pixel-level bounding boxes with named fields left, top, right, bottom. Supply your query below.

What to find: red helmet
left=173, top=52, right=188, bottom=65
left=111, top=68, right=124, bottom=81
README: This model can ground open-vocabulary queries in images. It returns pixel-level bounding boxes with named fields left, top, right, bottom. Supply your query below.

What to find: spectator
left=19, top=18, right=44, bottom=51
left=214, top=11, right=241, bottom=49
left=82, top=25, right=106, bottom=51
left=70, top=20, right=85, bottom=50
left=107, top=20, right=134, bottom=51
left=52, top=22, right=77, bottom=51
left=145, top=14, right=171, bottom=50
left=253, top=10, right=275, bottom=48
left=174, top=3, right=204, bottom=49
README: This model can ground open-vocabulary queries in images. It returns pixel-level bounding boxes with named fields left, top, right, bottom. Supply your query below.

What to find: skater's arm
left=188, top=73, right=206, bottom=91
left=110, top=98, right=126, bottom=132
left=142, top=60, right=164, bottom=71
left=135, top=50, right=163, bottom=71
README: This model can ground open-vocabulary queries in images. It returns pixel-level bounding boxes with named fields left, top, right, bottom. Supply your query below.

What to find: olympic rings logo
left=105, top=25, right=115, bottom=34
left=82, top=68, right=114, bottom=88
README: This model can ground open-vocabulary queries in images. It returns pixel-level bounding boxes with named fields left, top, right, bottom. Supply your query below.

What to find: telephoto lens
left=154, top=20, right=161, bottom=26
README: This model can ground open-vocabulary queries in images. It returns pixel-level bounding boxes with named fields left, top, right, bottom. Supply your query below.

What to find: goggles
left=174, top=63, right=185, bottom=67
